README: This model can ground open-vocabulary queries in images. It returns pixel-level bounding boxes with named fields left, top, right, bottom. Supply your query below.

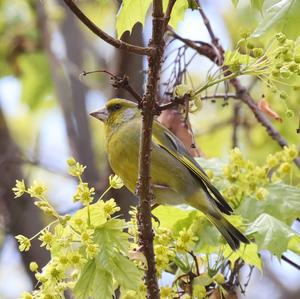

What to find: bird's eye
left=113, top=104, right=121, bottom=110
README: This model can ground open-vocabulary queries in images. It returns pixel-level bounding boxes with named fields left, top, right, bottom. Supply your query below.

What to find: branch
left=62, top=0, right=153, bottom=56
left=157, top=93, right=238, bottom=112
left=136, top=0, right=165, bottom=298
left=168, top=29, right=218, bottom=62
left=281, top=254, right=300, bottom=270
left=163, top=0, right=176, bottom=31
left=81, top=70, right=142, bottom=104
left=172, top=7, right=300, bottom=169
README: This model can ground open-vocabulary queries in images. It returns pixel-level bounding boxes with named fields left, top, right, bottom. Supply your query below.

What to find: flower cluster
left=13, top=159, right=126, bottom=299
left=221, top=146, right=298, bottom=207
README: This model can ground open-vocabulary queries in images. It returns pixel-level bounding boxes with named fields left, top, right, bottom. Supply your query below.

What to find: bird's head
left=90, top=98, right=139, bottom=128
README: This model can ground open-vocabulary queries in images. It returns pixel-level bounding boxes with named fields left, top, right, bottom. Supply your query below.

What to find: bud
left=29, top=262, right=39, bottom=272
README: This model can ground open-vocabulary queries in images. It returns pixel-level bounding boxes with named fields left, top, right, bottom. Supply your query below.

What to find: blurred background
left=0, top=0, right=299, bottom=298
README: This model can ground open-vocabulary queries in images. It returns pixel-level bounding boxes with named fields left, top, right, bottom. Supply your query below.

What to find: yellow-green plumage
left=91, top=98, right=249, bottom=250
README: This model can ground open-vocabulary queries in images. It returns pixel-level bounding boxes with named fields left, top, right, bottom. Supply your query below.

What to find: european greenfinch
left=90, top=98, right=249, bottom=250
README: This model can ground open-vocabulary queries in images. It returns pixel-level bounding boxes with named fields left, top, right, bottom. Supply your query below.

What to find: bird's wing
left=152, top=120, right=233, bottom=215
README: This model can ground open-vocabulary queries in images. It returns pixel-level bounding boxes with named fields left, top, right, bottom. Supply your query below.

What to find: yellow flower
left=38, top=230, right=53, bottom=249
left=67, top=158, right=86, bottom=177
left=81, top=229, right=94, bottom=243
left=283, top=145, right=298, bottom=161
left=73, top=183, right=95, bottom=205
left=278, top=162, right=291, bottom=174
left=15, top=235, right=31, bottom=252
left=177, top=228, right=198, bottom=251
left=12, top=179, right=26, bottom=198
left=102, top=198, right=120, bottom=218
left=109, top=174, right=124, bottom=189
left=20, top=292, right=33, bottom=299
left=255, top=187, right=269, bottom=201
left=28, top=181, right=47, bottom=198
left=68, top=251, right=86, bottom=265
left=266, top=154, right=279, bottom=168
left=86, top=243, right=99, bottom=259
left=192, top=285, right=206, bottom=299
left=160, top=286, right=173, bottom=298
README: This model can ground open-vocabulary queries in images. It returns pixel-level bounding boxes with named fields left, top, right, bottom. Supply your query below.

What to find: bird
left=90, top=98, right=249, bottom=250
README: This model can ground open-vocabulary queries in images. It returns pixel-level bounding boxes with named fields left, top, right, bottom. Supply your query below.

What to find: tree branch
left=81, top=70, right=142, bottom=104
left=136, top=0, right=165, bottom=298
left=62, top=0, right=153, bottom=56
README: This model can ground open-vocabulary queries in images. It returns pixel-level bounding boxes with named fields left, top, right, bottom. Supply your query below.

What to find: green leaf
left=95, top=219, right=129, bottom=255
left=288, top=235, right=300, bottom=255
left=74, top=261, right=114, bottom=299
left=193, top=274, right=214, bottom=286
left=223, top=243, right=263, bottom=272
left=71, top=200, right=107, bottom=228
left=194, top=219, right=220, bottom=252
left=251, top=0, right=265, bottom=11
left=18, top=52, right=53, bottom=109
left=93, top=220, right=141, bottom=291
left=238, top=183, right=300, bottom=225
left=252, top=0, right=295, bottom=37
left=116, top=0, right=152, bottom=38
left=111, top=254, right=142, bottom=290
left=247, top=213, right=295, bottom=258
left=168, top=0, right=189, bottom=28
left=152, top=205, right=196, bottom=231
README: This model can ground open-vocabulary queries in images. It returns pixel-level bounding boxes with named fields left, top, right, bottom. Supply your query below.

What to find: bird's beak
left=89, top=107, right=109, bottom=122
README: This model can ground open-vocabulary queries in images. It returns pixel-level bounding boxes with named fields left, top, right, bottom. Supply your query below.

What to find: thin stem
left=99, top=186, right=112, bottom=200
left=62, top=0, right=153, bottom=56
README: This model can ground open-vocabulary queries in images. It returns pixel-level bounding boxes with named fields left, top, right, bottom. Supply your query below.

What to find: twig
left=62, top=0, right=153, bottom=56
left=282, top=254, right=300, bottom=270
left=168, top=29, right=218, bottom=63
left=163, top=0, right=176, bottom=31
left=189, top=251, right=200, bottom=276
left=81, top=70, right=142, bottom=103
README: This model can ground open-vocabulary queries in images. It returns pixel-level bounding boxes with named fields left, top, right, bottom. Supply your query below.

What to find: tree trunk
left=0, top=106, right=49, bottom=285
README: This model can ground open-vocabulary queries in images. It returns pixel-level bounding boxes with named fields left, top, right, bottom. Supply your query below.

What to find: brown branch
left=157, top=93, right=238, bottom=112
left=136, top=0, right=165, bottom=298
left=62, top=0, right=153, bottom=56
left=81, top=70, right=142, bottom=103
left=168, top=29, right=218, bottom=62
left=281, top=254, right=300, bottom=270
left=163, top=0, right=176, bottom=31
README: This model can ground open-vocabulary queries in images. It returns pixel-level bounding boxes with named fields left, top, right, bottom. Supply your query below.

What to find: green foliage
left=238, top=183, right=300, bottom=225
left=247, top=213, right=296, bottom=258
left=252, top=0, right=296, bottom=37
left=17, top=52, right=53, bottom=109
left=251, top=0, right=265, bottom=11
left=166, top=0, right=189, bottom=29
left=116, top=0, right=152, bottom=38
left=223, top=243, right=262, bottom=272
left=13, top=148, right=300, bottom=298
left=116, top=0, right=190, bottom=38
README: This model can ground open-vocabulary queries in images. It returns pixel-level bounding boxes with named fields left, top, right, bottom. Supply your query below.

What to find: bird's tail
left=207, top=213, right=250, bottom=251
